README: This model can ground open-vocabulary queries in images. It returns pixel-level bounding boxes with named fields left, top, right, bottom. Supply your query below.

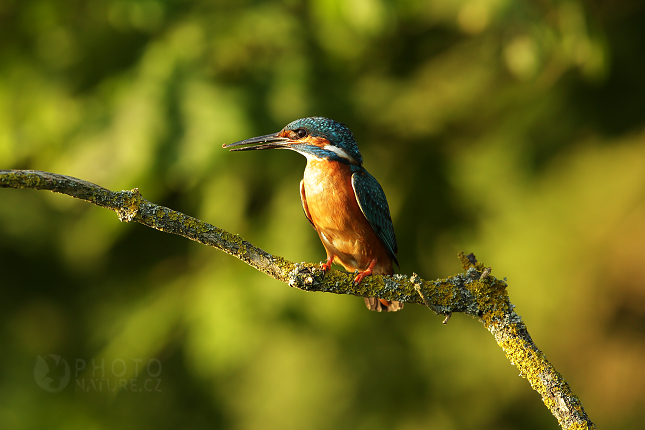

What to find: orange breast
left=302, top=159, right=393, bottom=275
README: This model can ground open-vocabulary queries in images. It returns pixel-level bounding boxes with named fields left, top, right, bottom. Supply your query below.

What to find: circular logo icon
left=34, top=355, right=70, bottom=392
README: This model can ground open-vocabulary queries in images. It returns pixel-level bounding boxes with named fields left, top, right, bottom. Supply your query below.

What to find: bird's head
left=223, top=117, right=363, bottom=165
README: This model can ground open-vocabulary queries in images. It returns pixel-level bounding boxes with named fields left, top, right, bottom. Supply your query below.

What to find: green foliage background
left=1, top=0, right=644, bottom=429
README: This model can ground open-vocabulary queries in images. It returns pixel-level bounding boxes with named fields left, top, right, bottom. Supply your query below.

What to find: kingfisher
left=223, top=117, right=402, bottom=312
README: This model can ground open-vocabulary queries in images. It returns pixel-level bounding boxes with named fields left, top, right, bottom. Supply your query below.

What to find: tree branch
left=0, top=169, right=595, bottom=429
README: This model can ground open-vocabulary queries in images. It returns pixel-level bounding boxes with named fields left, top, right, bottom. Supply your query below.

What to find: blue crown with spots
left=284, top=117, right=363, bottom=165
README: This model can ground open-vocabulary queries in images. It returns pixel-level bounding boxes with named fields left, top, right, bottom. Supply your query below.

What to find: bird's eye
left=295, top=128, right=308, bottom=138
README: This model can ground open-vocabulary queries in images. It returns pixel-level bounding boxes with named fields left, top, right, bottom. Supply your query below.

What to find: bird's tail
left=364, top=297, right=404, bottom=312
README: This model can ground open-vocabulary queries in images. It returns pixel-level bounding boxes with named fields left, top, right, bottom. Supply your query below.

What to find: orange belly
left=301, top=159, right=393, bottom=275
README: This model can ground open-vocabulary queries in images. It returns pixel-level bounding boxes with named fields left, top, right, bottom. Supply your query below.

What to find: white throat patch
left=323, top=145, right=357, bottom=164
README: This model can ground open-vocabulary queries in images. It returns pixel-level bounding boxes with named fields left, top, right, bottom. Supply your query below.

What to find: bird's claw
left=353, top=259, right=377, bottom=284
left=353, top=271, right=367, bottom=284
left=320, top=256, right=334, bottom=273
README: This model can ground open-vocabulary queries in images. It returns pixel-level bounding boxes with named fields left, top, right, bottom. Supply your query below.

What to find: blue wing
left=351, top=166, right=398, bottom=265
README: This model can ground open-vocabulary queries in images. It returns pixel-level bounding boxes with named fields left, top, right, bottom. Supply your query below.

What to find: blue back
left=351, top=165, right=399, bottom=265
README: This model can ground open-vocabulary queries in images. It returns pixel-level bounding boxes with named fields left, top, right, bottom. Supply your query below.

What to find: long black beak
left=222, top=132, right=290, bottom=152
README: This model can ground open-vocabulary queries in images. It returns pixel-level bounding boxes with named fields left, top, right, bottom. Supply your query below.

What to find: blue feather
left=351, top=165, right=398, bottom=265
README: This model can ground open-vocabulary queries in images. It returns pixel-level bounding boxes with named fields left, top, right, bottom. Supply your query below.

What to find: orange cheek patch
left=303, top=136, right=329, bottom=148
left=276, top=131, right=329, bottom=149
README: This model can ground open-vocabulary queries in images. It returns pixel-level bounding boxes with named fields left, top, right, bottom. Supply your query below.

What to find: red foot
left=353, top=259, right=378, bottom=284
left=320, top=255, right=334, bottom=273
